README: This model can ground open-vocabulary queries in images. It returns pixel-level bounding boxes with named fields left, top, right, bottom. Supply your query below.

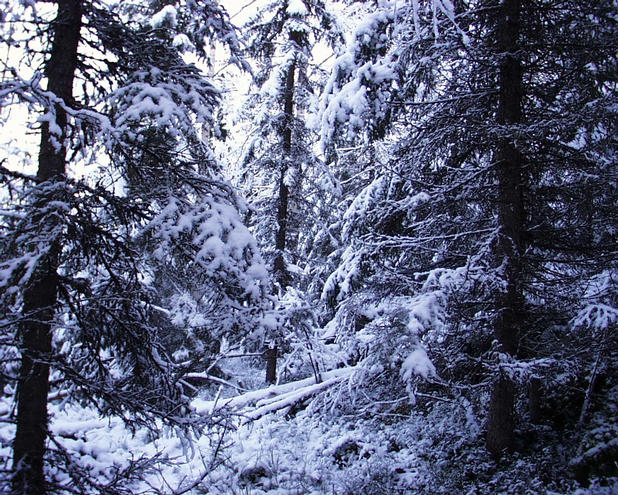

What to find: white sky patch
left=0, top=103, right=39, bottom=175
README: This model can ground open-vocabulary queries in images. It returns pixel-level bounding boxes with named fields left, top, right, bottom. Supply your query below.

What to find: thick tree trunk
left=12, top=1, right=81, bottom=493
left=487, top=374, right=516, bottom=453
left=486, top=0, right=525, bottom=456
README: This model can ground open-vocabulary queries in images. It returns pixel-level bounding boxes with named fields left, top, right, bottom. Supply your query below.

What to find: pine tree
left=238, top=0, right=339, bottom=290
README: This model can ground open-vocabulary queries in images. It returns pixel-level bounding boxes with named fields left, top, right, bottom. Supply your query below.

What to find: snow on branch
left=243, top=374, right=350, bottom=421
left=192, top=367, right=356, bottom=418
left=572, top=303, right=618, bottom=331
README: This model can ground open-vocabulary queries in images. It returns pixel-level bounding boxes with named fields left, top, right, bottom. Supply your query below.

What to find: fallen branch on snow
left=192, top=367, right=356, bottom=419
left=244, top=374, right=351, bottom=421
left=182, top=373, right=247, bottom=392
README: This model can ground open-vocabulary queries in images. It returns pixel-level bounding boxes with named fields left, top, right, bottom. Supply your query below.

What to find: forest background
left=0, top=0, right=616, bottom=494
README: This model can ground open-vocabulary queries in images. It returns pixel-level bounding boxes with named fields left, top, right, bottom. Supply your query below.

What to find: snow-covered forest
left=0, top=0, right=616, bottom=493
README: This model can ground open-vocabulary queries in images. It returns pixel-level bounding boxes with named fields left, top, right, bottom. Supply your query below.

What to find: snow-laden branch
left=182, top=373, right=247, bottom=393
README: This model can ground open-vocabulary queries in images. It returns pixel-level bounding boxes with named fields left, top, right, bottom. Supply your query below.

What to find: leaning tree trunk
left=486, top=0, right=525, bottom=456
left=12, top=1, right=82, bottom=493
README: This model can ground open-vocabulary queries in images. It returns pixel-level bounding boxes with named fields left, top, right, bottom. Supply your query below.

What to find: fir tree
left=238, top=0, right=340, bottom=290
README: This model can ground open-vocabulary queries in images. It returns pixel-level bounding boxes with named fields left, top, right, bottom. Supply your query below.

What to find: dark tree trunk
left=265, top=345, right=278, bottom=384
left=273, top=57, right=296, bottom=289
left=528, top=376, right=542, bottom=424
left=273, top=30, right=302, bottom=290
left=487, top=374, right=516, bottom=453
left=486, top=0, right=525, bottom=456
left=12, top=1, right=82, bottom=493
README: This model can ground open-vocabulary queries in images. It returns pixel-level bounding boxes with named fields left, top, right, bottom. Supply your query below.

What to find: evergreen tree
left=232, top=0, right=342, bottom=382
left=0, top=1, right=267, bottom=491
left=238, top=0, right=339, bottom=290
left=319, top=0, right=617, bottom=461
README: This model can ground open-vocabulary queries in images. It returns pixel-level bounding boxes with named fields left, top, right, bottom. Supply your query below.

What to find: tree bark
left=273, top=59, right=296, bottom=289
left=273, top=31, right=302, bottom=290
left=265, top=345, right=278, bottom=385
left=528, top=376, right=542, bottom=424
left=486, top=0, right=525, bottom=456
left=12, top=1, right=82, bottom=493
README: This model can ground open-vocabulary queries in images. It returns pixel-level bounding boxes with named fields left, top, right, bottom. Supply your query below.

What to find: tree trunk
left=273, top=31, right=302, bottom=289
left=265, top=345, right=278, bottom=385
left=528, top=376, right=542, bottom=424
left=487, top=374, right=516, bottom=454
left=274, top=162, right=290, bottom=288
left=273, top=59, right=296, bottom=289
left=12, top=1, right=81, bottom=493
left=486, top=0, right=525, bottom=456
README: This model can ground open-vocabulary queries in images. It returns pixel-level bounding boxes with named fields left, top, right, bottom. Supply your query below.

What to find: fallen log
left=244, top=374, right=350, bottom=421
left=191, top=367, right=356, bottom=417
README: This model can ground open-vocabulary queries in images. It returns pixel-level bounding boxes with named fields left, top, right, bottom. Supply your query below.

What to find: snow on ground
left=1, top=364, right=617, bottom=494
left=0, top=365, right=425, bottom=494
left=0, top=398, right=222, bottom=493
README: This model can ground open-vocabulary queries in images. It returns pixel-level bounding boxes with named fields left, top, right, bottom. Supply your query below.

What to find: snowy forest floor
left=0, top=357, right=616, bottom=495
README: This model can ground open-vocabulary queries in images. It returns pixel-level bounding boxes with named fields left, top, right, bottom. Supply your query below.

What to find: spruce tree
left=0, top=1, right=267, bottom=491
left=232, top=0, right=342, bottom=382
left=319, top=0, right=617, bottom=459
left=238, top=0, right=339, bottom=290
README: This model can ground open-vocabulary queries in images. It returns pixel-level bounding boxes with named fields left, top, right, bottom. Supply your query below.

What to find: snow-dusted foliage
left=121, top=0, right=249, bottom=71
left=319, top=6, right=399, bottom=146
left=0, top=0, right=615, bottom=492
left=227, top=0, right=346, bottom=379
left=312, top=0, right=617, bottom=485
left=235, top=0, right=341, bottom=284
left=0, top=0, right=268, bottom=490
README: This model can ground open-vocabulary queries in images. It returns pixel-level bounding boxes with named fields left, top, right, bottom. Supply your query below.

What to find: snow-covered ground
left=1, top=361, right=616, bottom=494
